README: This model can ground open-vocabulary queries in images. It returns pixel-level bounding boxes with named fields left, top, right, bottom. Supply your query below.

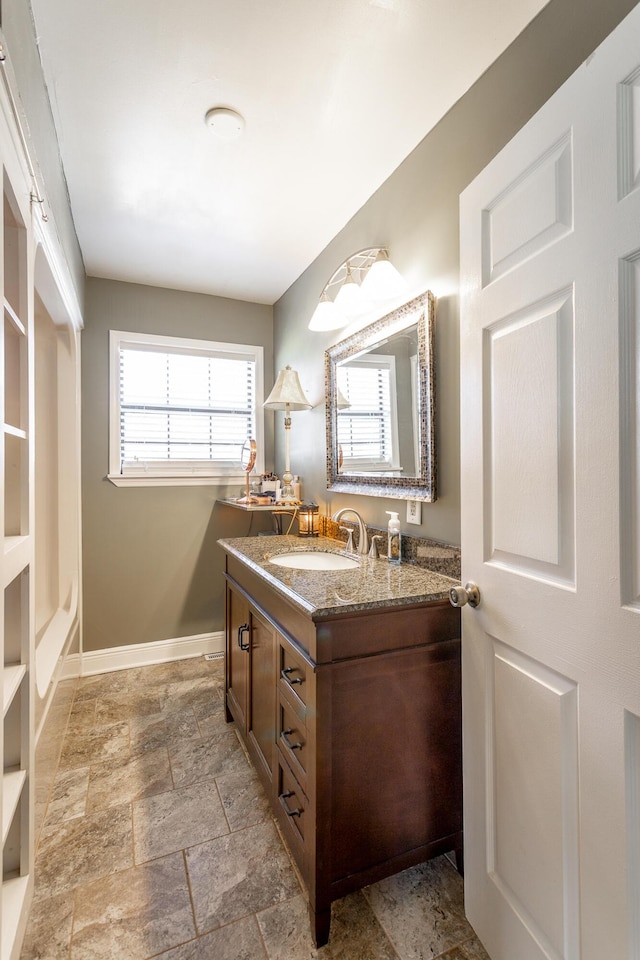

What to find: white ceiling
left=30, top=0, right=549, bottom=305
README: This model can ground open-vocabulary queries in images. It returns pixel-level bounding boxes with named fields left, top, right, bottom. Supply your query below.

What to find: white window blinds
left=109, top=331, right=263, bottom=483
left=337, top=355, right=400, bottom=471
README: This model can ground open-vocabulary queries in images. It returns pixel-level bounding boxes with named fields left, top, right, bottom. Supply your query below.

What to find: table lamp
left=263, top=365, right=311, bottom=502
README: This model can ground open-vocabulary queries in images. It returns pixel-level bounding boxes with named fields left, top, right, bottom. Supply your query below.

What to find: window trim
left=108, top=330, right=265, bottom=487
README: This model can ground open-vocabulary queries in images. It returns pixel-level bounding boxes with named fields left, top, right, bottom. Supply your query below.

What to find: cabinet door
left=248, top=609, right=276, bottom=785
left=329, top=640, right=462, bottom=882
left=226, top=584, right=250, bottom=734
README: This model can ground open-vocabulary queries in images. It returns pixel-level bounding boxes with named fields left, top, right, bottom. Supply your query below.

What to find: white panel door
left=459, top=6, right=640, bottom=960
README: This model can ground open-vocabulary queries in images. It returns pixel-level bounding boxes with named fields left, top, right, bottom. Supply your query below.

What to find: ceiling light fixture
left=204, top=106, right=245, bottom=140
left=307, top=247, right=407, bottom=332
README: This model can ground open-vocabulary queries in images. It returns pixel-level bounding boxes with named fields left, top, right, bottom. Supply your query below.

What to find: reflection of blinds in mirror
left=119, top=347, right=255, bottom=466
left=337, top=356, right=399, bottom=469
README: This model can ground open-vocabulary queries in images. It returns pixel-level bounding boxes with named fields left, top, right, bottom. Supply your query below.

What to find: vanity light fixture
left=297, top=503, right=320, bottom=537
left=263, top=365, right=312, bottom=503
left=308, top=247, right=407, bottom=332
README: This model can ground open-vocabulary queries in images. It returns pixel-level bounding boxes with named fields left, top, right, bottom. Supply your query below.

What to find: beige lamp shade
left=264, top=365, right=312, bottom=410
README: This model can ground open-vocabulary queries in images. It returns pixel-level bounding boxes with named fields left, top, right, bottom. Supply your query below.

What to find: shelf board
left=2, top=536, right=27, bottom=560
left=2, top=770, right=25, bottom=846
left=3, top=299, right=25, bottom=338
left=2, top=424, right=26, bottom=441
left=219, top=498, right=284, bottom=512
left=3, top=665, right=25, bottom=718
left=2, top=537, right=30, bottom=589
left=1, top=874, right=29, bottom=960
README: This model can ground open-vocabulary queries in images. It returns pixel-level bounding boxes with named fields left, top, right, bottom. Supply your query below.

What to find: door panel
left=485, top=289, right=574, bottom=580
left=626, top=709, right=640, bottom=955
left=226, top=584, right=249, bottom=734
left=248, top=609, right=276, bottom=784
left=620, top=251, right=640, bottom=606
left=482, top=133, right=573, bottom=286
left=460, top=7, right=640, bottom=959
left=489, top=640, right=579, bottom=960
left=617, top=67, right=640, bottom=199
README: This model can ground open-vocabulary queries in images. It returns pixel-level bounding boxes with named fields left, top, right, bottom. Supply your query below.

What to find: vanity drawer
left=278, top=637, right=309, bottom=710
left=276, top=758, right=307, bottom=867
left=277, top=697, right=308, bottom=790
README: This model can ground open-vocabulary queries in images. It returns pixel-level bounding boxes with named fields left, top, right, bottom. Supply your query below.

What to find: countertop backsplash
left=318, top=515, right=461, bottom=580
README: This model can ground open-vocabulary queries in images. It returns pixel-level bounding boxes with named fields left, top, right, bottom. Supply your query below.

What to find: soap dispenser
left=386, top=511, right=401, bottom=565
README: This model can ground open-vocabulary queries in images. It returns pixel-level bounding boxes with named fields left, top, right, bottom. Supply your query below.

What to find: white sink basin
left=269, top=551, right=359, bottom=571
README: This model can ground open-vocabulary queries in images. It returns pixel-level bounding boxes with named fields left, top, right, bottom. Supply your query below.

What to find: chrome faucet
left=331, top=508, right=370, bottom=556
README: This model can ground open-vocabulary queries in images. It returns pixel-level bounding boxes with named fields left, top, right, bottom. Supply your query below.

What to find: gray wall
left=81, top=278, right=274, bottom=651
left=3, top=1, right=85, bottom=307
left=273, top=0, right=639, bottom=547
left=23, top=0, right=640, bottom=655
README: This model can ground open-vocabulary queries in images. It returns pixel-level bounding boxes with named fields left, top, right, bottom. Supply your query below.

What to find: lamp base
left=279, top=470, right=296, bottom=501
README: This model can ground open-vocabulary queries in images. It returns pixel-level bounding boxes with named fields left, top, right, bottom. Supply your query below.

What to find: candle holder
left=298, top=503, right=320, bottom=537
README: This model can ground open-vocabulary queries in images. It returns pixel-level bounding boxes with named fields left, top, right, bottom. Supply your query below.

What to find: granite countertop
left=218, top=534, right=459, bottom=619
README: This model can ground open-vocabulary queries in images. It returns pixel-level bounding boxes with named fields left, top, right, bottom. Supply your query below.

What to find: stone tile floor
left=21, top=656, right=490, bottom=960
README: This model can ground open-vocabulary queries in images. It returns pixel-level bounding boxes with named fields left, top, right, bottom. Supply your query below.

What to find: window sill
left=107, top=473, right=244, bottom=488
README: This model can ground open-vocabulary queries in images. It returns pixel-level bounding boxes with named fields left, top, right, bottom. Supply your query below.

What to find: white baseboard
left=61, top=631, right=225, bottom=679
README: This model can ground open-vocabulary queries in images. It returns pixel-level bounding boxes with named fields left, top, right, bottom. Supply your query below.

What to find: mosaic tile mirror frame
left=325, top=290, right=437, bottom=502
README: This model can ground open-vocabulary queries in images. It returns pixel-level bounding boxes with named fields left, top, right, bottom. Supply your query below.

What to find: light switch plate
left=406, top=500, right=421, bottom=525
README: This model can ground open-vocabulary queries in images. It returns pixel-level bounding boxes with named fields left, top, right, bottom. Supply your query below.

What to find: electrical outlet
left=406, top=500, right=421, bottom=525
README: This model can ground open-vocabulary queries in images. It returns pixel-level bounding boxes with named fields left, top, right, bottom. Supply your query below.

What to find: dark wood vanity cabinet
left=226, top=584, right=250, bottom=734
left=225, top=583, right=276, bottom=783
left=224, top=555, right=463, bottom=948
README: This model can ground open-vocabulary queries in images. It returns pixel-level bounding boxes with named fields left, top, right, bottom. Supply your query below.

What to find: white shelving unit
left=0, top=28, right=83, bottom=960
left=1, top=166, right=34, bottom=960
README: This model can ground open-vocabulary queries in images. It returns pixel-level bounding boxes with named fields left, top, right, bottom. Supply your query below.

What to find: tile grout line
left=433, top=934, right=485, bottom=959
left=250, top=912, right=271, bottom=960
left=212, top=775, right=234, bottom=836
left=359, top=886, right=408, bottom=960
left=181, top=847, right=200, bottom=941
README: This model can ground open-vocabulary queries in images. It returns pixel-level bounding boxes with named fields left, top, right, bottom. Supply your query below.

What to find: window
left=108, top=330, right=264, bottom=486
left=336, top=354, right=400, bottom=472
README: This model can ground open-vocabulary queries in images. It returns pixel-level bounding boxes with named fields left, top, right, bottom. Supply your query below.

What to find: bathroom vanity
left=219, top=534, right=463, bottom=947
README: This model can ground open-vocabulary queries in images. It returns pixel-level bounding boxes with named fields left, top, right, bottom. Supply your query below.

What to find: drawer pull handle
left=281, top=667, right=303, bottom=685
left=281, top=729, right=302, bottom=751
left=237, top=624, right=250, bottom=651
left=279, top=790, right=302, bottom=818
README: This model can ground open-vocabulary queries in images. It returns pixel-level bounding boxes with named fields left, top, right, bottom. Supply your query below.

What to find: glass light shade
left=308, top=294, right=346, bottom=332
left=263, top=365, right=312, bottom=410
left=360, top=251, right=407, bottom=301
left=298, top=503, right=319, bottom=537
left=333, top=264, right=362, bottom=313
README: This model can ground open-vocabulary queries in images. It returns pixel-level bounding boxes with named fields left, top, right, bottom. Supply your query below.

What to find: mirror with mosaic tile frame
left=325, top=290, right=436, bottom=501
